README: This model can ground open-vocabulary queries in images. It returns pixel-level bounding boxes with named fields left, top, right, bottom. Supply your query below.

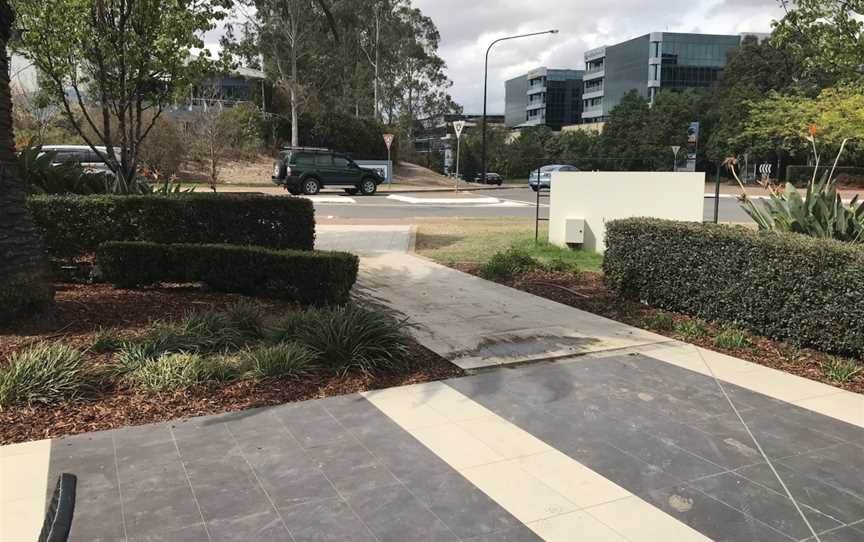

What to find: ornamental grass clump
left=0, top=342, right=98, bottom=408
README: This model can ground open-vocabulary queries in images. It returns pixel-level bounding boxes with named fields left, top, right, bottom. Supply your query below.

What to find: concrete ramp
left=355, top=252, right=669, bottom=370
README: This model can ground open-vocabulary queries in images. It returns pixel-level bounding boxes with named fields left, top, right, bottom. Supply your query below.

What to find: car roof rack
left=280, top=146, right=332, bottom=153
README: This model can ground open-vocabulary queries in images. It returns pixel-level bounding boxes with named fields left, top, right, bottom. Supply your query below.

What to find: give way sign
left=383, top=133, right=395, bottom=150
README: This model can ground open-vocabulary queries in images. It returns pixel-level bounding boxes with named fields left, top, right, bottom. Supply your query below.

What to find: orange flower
left=808, top=124, right=817, bottom=137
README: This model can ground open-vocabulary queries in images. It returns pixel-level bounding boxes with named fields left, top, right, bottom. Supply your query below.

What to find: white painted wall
left=548, top=172, right=705, bottom=253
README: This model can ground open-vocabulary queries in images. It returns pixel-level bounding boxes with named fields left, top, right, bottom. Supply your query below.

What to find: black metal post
left=713, top=162, right=721, bottom=224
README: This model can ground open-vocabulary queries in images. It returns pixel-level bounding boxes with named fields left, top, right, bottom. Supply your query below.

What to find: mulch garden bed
left=0, top=284, right=462, bottom=445
left=453, top=263, right=864, bottom=396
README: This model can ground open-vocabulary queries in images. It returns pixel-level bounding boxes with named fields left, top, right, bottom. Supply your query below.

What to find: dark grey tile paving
left=273, top=400, right=353, bottom=448
left=765, top=405, right=864, bottom=445
left=280, top=497, right=377, bottom=542
left=601, top=426, right=726, bottom=482
left=346, top=485, right=458, bottom=542
left=404, top=470, right=525, bottom=539
left=643, top=484, right=794, bottom=542
left=65, top=491, right=126, bottom=542
left=116, top=440, right=187, bottom=490
left=206, top=509, right=292, bottom=542
left=122, top=482, right=204, bottom=540
left=127, top=523, right=210, bottom=542
left=803, top=524, right=864, bottom=542
left=640, top=417, right=765, bottom=470
left=561, top=440, right=679, bottom=496
left=688, top=472, right=842, bottom=539
left=257, top=461, right=340, bottom=509
left=779, top=443, right=864, bottom=501
left=192, top=475, right=275, bottom=523
left=311, top=440, right=400, bottom=495
left=735, top=463, right=864, bottom=526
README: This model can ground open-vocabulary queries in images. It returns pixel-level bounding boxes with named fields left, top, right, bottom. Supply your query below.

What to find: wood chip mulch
left=453, top=264, right=864, bottom=396
left=0, top=284, right=462, bottom=445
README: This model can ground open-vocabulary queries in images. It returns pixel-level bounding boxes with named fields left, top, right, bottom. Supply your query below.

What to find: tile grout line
left=691, top=345, right=823, bottom=542
left=270, top=409, right=383, bottom=542
left=222, top=421, right=298, bottom=542
left=109, top=433, right=130, bottom=542
left=168, top=426, right=215, bottom=542
left=319, top=403, right=468, bottom=542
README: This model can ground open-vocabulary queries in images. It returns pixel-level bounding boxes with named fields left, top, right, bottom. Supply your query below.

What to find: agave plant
left=729, top=138, right=864, bottom=243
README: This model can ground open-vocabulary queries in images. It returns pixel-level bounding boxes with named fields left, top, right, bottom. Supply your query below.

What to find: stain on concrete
left=723, top=438, right=760, bottom=458
left=637, top=392, right=655, bottom=402
left=669, top=494, right=694, bottom=512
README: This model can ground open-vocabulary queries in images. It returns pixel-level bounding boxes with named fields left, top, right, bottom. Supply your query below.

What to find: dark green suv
left=272, top=147, right=384, bottom=195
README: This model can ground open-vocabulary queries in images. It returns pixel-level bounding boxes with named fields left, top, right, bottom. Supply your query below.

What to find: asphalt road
left=308, top=186, right=753, bottom=223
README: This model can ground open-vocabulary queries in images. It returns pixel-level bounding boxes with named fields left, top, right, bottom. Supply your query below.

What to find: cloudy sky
left=412, top=0, right=786, bottom=113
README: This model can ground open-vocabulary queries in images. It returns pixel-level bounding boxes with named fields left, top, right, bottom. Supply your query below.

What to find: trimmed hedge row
left=604, top=218, right=864, bottom=358
left=27, top=194, right=315, bottom=258
left=97, top=242, right=358, bottom=305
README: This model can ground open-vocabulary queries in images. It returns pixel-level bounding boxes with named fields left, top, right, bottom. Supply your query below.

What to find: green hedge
left=97, top=242, right=358, bottom=305
left=27, top=194, right=315, bottom=258
left=604, top=218, right=864, bottom=357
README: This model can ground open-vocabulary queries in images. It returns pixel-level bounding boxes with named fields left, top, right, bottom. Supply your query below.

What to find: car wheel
left=345, top=187, right=359, bottom=195
left=359, top=178, right=377, bottom=195
left=496, top=180, right=503, bottom=186
left=530, top=185, right=538, bottom=192
left=302, top=178, right=321, bottom=195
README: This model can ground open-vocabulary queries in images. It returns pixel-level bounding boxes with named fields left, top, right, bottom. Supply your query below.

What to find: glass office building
left=505, top=67, right=585, bottom=131
left=582, top=32, right=742, bottom=123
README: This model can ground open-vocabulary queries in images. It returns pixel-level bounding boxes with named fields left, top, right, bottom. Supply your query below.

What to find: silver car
left=528, top=164, right=579, bottom=191
left=40, top=145, right=119, bottom=176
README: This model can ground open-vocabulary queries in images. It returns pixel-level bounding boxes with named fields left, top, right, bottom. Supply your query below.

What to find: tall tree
left=773, top=0, right=864, bottom=85
left=0, top=0, right=54, bottom=322
left=12, top=0, right=231, bottom=184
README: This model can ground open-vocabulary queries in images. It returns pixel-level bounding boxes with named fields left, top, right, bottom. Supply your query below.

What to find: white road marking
left=304, top=196, right=356, bottom=204
left=386, top=194, right=501, bottom=204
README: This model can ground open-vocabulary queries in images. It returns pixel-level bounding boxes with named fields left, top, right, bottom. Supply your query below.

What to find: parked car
left=40, top=145, right=118, bottom=176
left=528, top=164, right=579, bottom=191
left=473, top=172, right=503, bottom=185
left=272, top=147, right=384, bottom=195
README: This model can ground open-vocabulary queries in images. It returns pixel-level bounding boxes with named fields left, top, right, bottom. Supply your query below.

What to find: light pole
left=481, top=29, right=558, bottom=183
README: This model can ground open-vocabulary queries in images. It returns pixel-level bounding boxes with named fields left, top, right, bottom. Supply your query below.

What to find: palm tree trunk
left=0, top=1, right=54, bottom=323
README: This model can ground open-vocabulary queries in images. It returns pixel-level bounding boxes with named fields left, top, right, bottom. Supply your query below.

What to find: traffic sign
left=453, top=120, right=465, bottom=139
left=383, top=133, right=395, bottom=150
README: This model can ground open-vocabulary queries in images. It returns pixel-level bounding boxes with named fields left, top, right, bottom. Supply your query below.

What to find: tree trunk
left=290, top=42, right=299, bottom=147
left=0, top=1, right=54, bottom=323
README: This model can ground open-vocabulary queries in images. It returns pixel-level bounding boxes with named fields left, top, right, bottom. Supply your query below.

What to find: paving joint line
left=110, top=432, right=130, bottom=542
left=320, top=402, right=469, bottom=542
left=691, top=345, right=823, bottom=541
left=168, top=426, right=215, bottom=542
left=270, top=409, right=383, bottom=542
left=222, top=422, right=298, bottom=542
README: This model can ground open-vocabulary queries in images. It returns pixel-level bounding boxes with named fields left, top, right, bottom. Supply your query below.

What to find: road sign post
left=383, top=133, right=395, bottom=186
left=453, top=120, right=465, bottom=192
left=671, top=146, right=681, bottom=172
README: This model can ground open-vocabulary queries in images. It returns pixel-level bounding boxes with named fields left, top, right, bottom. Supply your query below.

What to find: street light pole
left=481, top=29, right=558, bottom=183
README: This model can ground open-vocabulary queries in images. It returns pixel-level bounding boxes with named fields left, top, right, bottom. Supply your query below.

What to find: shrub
left=675, top=320, right=707, bottom=339
left=478, top=248, right=542, bottom=280
left=125, top=352, right=234, bottom=392
left=0, top=342, right=97, bottom=408
left=97, top=242, right=358, bottom=304
left=27, top=194, right=315, bottom=258
left=643, top=312, right=674, bottom=331
left=297, top=305, right=412, bottom=374
left=714, top=328, right=752, bottom=350
left=819, top=357, right=862, bottom=383
left=91, top=327, right=126, bottom=353
left=223, top=301, right=265, bottom=339
left=241, top=343, right=318, bottom=381
left=265, top=309, right=317, bottom=344
left=604, top=218, right=864, bottom=358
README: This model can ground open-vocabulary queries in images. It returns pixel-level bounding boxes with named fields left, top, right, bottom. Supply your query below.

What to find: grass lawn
left=415, top=218, right=604, bottom=273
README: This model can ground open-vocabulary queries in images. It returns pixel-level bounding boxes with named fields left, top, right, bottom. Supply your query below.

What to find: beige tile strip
left=601, top=341, right=864, bottom=429
left=0, top=439, right=51, bottom=542
left=363, top=382, right=711, bottom=542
